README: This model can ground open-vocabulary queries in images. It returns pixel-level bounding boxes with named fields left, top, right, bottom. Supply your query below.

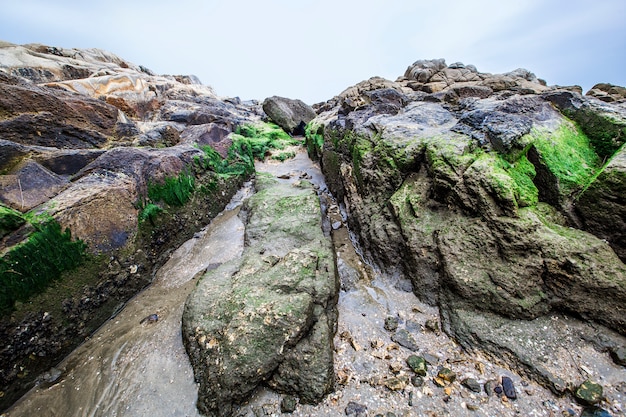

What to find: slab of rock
left=262, top=96, right=316, bottom=135
left=182, top=176, right=338, bottom=417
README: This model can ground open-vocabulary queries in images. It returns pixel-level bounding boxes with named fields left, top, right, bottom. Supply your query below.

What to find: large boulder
left=183, top=176, right=338, bottom=417
left=306, top=60, right=626, bottom=389
left=262, top=96, right=316, bottom=135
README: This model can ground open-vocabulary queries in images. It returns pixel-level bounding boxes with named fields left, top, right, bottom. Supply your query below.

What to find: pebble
left=580, top=406, right=612, bottom=417
left=484, top=380, right=497, bottom=396
left=139, top=313, right=159, bottom=324
left=425, top=318, right=440, bottom=334
left=575, top=380, right=603, bottom=405
left=391, top=329, right=419, bottom=351
left=345, top=401, right=367, bottom=417
left=437, top=367, right=457, bottom=383
left=411, top=375, right=424, bottom=387
left=406, top=355, right=428, bottom=376
left=501, top=376, right=517, bottom=400
left=384, top=317, right=399, bottom=332
left=462, top=377, right=482, bottom=393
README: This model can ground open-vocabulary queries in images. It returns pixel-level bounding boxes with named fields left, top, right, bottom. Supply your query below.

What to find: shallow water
left=4, top=184, right=252, bottom=417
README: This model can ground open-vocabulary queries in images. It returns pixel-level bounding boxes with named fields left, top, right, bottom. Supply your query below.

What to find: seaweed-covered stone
left=437, top=367, right=457, bottom=383
left=580, top=406, right=613, bottom=417
left=406, top=355, right=428, bottom=376
left=575, top=380, right=604, bottom=405
left=182, top=177, right=338, bottom=417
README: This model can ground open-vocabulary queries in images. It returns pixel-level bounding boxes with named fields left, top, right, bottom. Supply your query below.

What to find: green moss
left=271, top=151, right=296, bottom=162
left=304, top=121, right=324, bottom=160
left=138, top=203, right=164, bottom=226
left=531, top=124, right=601, bottom=192
left=234, top=122, right=299, bottom=160
left=0, top=204, right=26, bottom=237
left=497, top=155, right=538, bottom=207
left=0, top=217, right=87, bottom=314
left=148, top=170, right=195, bottom=207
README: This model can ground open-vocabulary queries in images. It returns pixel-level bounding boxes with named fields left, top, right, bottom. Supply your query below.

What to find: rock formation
left=307, top=58, right=626, bottom=393
left=0, top=41, right=263, bottom=410
left=183, top=175, right=338, bottom=416
left=262, top=95, right=316, bottom=135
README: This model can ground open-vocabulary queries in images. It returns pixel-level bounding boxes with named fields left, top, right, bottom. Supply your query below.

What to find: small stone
left=484, top=380, right=497, bottom=396
left=281, top=395, right=298, bottom=413
left=389, top=361, right=403, bottom=374
left=425, top=318, right=440, bottom=334
left=345, top=401, right=367, bottom=417
left=411, top=375, right=424, bottom=387
left=406, top=355, right=428, bottom=376
left=609, top=346, right=626, bottom=366
left=408, top=390, right=414, bottom=406
left=575, top=380, right=604, bottom=405
left=332, top=221, right=342, bottom=230
left=466, top=403, right=480, bottom=411
left=501, top=376, right=517, bottom=400
left=385, top=376, right=409, bottom=391
left=580, top=406, right=612, bottom=417
left=433, top=377, right=447, bottom=387
left=444, top=386, right=452, bottom=396
left=494, top=385, right=503, bottom=395
left=391, top=329, right=419, bottom=351
left=384, top=316, right=399, bottom=331
left=437, top=367, right=457, bottom=383
left=386, top=413, right=397, bottom=417
left=462, top=378, right=482, bottom=393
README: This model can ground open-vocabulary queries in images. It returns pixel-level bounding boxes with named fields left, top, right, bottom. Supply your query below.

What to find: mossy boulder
left=307, top=63, right=626, bottom=391
left=182, top=176, right=338, bottom=417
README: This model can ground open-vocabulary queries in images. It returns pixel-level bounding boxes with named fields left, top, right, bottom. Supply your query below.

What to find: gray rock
left=384, top=316, right=399, bottom=331
left=182, top=177, right=338, bottom=416
left=345, top=401, right=367, bottom=417
left=462, top=378, right=482, bottom=393
left=391, top=329, right=419, bottom=351
left=609, top=346, right=626, bottom=366
left=262, top=96, right=316, bottom=135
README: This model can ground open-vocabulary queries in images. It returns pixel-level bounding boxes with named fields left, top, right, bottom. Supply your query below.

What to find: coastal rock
left=182, top=176, right=338, bottom=417
left=306, top=59, right=626, bottom=394
left=262, top=96, right=316, bottom=135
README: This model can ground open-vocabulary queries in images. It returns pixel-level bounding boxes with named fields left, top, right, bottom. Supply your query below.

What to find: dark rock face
left=262, top=96, right=316, bottom=134
left=183, top=177, right=338, bottom=417
left=307, top=59, right=626, bottom=392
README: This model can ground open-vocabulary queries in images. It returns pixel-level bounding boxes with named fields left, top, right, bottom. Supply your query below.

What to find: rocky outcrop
left=183, top=176, right=338, bottom=417
left=307, top=59, right=626, bottom=390
left=262, top=96, right=316, bottom=135
left=0, top=41, right=263, bottom=411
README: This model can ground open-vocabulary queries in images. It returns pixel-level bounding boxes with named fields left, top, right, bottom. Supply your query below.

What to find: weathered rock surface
left=307, top=59, right=626, bottom=393
left=183, top=176, right=338, bottom=417
left=262, top=96, right=316, bottom=135
left=0, top=41, right=262, bottom=411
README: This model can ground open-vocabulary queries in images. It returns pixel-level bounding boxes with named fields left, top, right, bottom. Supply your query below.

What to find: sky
left=0, top=0, right=625, bottom=104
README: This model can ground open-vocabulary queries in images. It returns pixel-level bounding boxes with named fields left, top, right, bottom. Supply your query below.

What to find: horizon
left=1, top=1, right=625, bottom=104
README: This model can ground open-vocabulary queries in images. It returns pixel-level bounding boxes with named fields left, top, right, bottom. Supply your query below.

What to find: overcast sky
left=1, top=0, right=625, bottom=104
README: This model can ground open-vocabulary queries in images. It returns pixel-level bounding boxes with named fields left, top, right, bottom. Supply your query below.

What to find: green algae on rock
left=182, top=176, right=338, bottom=417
